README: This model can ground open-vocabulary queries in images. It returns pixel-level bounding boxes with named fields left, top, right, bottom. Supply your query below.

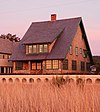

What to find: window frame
left=75, top=47, right=78, bottom=56
left=72, top=60, right=77, bottom=70
left=63, top=59, right=68, bottom=70
left=81, top=61, right=85, bottom=71
left=28, top=45, right=33, bottom=54
left=46, top=60, right=59, bottom=70
left=69, top=45, right=73, bottom=55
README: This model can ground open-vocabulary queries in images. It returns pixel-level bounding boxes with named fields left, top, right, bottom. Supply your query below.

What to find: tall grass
left=0, top=81, right=100, bottom=112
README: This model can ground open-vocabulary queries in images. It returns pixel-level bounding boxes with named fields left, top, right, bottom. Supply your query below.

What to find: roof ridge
left=31, top=17, right=82, bottom=24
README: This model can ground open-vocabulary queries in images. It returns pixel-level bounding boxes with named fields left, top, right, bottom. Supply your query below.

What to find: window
left=23, top=62, right=28, bottom=70
left=44, top=44, right=48, bottom=52
left=1, top=67, right=4, bottom=73
left=69, top=45, right=72, bottom=55
left=37, top=63, right=42, bottom=70
left=75, top=47, right=78, bottom=56
left=33, top=45, right=37, bottom=53
left=28, top=45, right=32, bottom=54
left=81, top=61, right=85, bottom=71
left=83, top=49, right=87, bottom=58
left=46, top=60, right=52, bottom=69
left=63, top=59, right=68, bottom=70
left=86, top=62, right=91, bottom=71
left=16, top=62, right=23, bottom=70
left=53, top=60, right=59, bottom=69
left=72, top=60, right=77, bottom=70
left=0, top=54, right=3, bottom=59
left=27, top=44, right=48, bottom=54
left=31, top=62, right=36, bottom=70
left=39, top=45, right=43, bottom=53
left=46, top=60, right=59, bottom=69
left=80, top=48, right=82, bottom=54
left=3, top=55, right=7, bottom=59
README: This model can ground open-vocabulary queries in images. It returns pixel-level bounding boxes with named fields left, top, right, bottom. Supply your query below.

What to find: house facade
left=10, top=14, right=93, bottom=74
left=0, top=34, right=19, bottom=74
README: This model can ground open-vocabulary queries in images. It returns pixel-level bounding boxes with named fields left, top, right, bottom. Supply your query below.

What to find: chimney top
left=51, top=14, right=56, bottom=21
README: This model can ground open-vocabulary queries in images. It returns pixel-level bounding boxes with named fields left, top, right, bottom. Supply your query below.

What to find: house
left=0, top=34, right=19, bottom=74
left=10, top=14, right=93, bottom=74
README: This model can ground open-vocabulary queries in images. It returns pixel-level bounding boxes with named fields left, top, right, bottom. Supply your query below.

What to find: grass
left=0, top=80, right=100, bottom=112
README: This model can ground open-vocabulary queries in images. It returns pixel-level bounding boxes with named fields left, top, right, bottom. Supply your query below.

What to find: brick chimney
left=51, top=14, right=56, bottom=21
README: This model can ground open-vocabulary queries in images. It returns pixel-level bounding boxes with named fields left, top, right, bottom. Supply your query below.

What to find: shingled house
left=10, top=14, right=93, bottom=74
left=0, top=34, right=19, bottom=74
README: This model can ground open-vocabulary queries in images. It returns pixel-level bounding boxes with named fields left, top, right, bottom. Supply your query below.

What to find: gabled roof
left=0, top=38, right=19, bottom=54
left=23, top=21, right=65, bottom=44
left=10, top=17, right=92, bottom=62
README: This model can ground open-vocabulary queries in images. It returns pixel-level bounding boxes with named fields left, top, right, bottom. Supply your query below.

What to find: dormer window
left=27, top=44, right=48, bottom=54
left=39, top=45, right=43, bottom=53
left=44, top=44, right=48, bottom=52
left=28, top=45, right=32, bottom=54
left=33, top=45, right=37, bottom=53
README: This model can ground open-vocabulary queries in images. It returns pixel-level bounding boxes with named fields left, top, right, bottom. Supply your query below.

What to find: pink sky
left=0, top=0, right=100, bottom=55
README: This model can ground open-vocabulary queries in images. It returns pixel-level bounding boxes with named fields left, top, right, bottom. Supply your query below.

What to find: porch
left=13, top=60, right=43, bottom=74
left=13, top=60, right=63, bottom=74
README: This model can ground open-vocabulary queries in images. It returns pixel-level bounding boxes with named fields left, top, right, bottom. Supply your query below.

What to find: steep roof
left=10, top=17, right=92, bottom=61
left=0, top=38, right=19, bottom=54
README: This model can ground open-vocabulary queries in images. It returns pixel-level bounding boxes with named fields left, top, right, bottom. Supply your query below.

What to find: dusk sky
left=0, top=0, right=100, bottom=55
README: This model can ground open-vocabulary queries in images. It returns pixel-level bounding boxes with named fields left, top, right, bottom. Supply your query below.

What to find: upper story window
left=69, top=45, right=72, bottom=55
left=28, top=45, right=33, bottom=54
left=27, top=44, right=48, bottom=54
left=39, top=45, right=43, bottom=53
left=80, top=48, right=82, bottom=54
left=33, top=45, right=37, bottom=53
left=83, top=49, right=87, bottom=58
left=44, top=44, right=48, bottom=52
left=75, top=47, right=78, bottom=56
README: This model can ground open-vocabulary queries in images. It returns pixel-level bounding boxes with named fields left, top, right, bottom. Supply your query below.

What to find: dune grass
left=0, top=81, right=100, bottom=112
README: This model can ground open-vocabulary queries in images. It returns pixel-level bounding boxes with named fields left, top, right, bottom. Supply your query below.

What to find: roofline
left=31, top=17, right=82, bottom=24
left=23, top=42, right=51, bottom=45
left=79, top=20, right=94, bottom=64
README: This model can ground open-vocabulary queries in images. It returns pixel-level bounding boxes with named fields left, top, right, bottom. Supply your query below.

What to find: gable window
left=72, top=60, right=77, bottom=70
left=69, top=45, right=72, bottom=55
left=83, top=49, right=87, bottom=58
left=63, top=59, right=68, bottom=70
left=75, top=47, right=78, bottom=56
left=81, top=61, right=85, bottom=71
left=80, top=48, right=82, bottom=54
left=28, top=45, right=32, bottom=54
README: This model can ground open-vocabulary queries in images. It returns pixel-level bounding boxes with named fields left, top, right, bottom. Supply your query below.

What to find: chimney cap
left=51, top=14, right=56, bottom=21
